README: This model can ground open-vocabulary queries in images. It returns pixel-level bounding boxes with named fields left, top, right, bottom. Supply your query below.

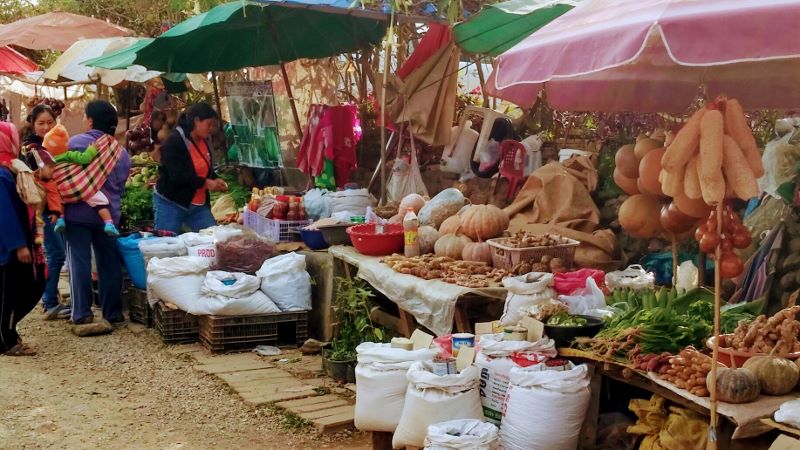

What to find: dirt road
left=0, top=313, right=369, bottom=449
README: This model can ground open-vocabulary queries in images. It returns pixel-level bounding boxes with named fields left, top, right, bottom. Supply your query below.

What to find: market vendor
left=154, top=102, right=227, bottom=234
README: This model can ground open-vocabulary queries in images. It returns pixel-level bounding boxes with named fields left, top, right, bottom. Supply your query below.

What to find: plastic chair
left=498, top=140, right=527, bottom=200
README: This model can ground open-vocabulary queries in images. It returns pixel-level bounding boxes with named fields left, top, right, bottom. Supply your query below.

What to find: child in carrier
left=42, top=125, right=119, bottom=237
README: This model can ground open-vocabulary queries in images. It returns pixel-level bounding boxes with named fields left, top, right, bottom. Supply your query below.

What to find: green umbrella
left=130, top=0, right=387, bottom=137
left=133, top=0, right=387, bottom=73
left=454, top=0, right=579, bottom=56
left=81, top=38, right=153, bottom=70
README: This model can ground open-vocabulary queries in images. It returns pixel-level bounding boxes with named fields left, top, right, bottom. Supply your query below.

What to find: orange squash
left=638, top=147, right=666, bottom=196
left=462, top=242, right=493, bottom=266
left=460, top=205, right=509, bottom=241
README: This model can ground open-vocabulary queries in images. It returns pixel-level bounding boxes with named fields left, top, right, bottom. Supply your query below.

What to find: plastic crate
left=154, top=302, right=199, bottom=344
left=198, top=311, right=308, bottom=353
left=243, top=209, right=310, bottom=242
left=487, top=236, right=580, bottom=271
left=126, top=287, right=153, bottom=327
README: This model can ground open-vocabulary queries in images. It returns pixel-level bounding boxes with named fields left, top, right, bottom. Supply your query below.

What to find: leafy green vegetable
left=121, top=186, right=153, bottom=228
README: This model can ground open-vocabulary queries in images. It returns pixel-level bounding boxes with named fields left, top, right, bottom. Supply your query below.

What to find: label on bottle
left=404, top=230, right=418, bottom=245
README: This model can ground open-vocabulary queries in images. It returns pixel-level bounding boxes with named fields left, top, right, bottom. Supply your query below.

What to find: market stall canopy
left=453, top=0, right=578, bottom=56
left=81, top=38, right=153, bottom=70
left=0, top=46, right=37, bottom=73
left=132, top=0, right=388, bottom=73
left=0, top=72, right=88, bottom=99
left=44, top=37, right=161, bottom=86
left=0, top=12, right=133, bottom=52
left=487, top=0, right=800, bottom=112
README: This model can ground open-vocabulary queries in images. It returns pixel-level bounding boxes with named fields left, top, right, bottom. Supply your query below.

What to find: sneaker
left=45, top=304, right=71, bottom=321
left=103, top=222, right=120, bottom=237
left=54, top=217, right=66, bottom=234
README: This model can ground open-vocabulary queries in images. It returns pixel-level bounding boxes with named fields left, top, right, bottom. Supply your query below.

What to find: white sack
left=256, top=252, right=311, bottom=311
left=138, top=237, right=187, bottom=267
left=500, top=272, right=556, bottom=326
left=500, top=363, right=591, bottom=450
left=393, top=363, right=483, bottom=449
left=147, top=256, right=210, bottom=308
left=475, top=334, right=557, bottom=425
left=424, top=419, right=499, bottom=450
left=354, top=343, right=438, bottom=432
left=186, top=271, right=280, bottom=316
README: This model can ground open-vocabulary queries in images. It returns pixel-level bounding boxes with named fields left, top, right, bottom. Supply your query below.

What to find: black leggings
left=0, top=258, right=45, bottom=352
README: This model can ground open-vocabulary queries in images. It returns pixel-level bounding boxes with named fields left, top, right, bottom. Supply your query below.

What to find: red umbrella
left=0, top=46, right=37, bottom=73
left=0, top=12, right=132, bottom=52
left=488, top=0, right=800, bottom=112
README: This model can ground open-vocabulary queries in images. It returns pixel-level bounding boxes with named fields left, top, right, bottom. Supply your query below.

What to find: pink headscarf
left=0, top=122, right=20, bottom=165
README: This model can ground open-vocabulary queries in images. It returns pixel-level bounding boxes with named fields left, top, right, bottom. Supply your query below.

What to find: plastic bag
left=303, top=188, right=331, bottom=220
left=559, top=277, right=607, bottom=318
left=118, top=233, right=147, bottom=289
left=553, top=268, right=605, bottom=296
left=759, top=129, right=800, bottom=198
left=675, top=261, right=698, bottom=294
left=393, top=363, right=484, bottom=449
left=424, top=419, right=499, bottom=450
left=138, top=237, right=187, bottom=268
left=500, top=362, right=591, bottom=450
left=214, top=235, right=275, bottom=274
left=500, top=273, right=556, bottom=326
left=354, top=342, right=438, bottom=432
left=210, top=194, right=237, bottom=221
left=388, top=132, right=428, bottom=203
left=256, top=252, right=311, bottom=311
left=606, top=265, right=655, bottom=291
left=207, top=225, right=243, bottom=243
left=418, top=188, right=466, bottom=228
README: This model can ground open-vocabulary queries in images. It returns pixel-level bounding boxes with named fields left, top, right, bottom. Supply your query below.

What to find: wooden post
left=279, top=62, right=304, bottom=140
left=672, top=237, right=678, bottom=287
left=379, top=14, right=394, bottom=206
left=474, top=56, right=489, bottom=108
left=708, top=202, right=724, bottom=450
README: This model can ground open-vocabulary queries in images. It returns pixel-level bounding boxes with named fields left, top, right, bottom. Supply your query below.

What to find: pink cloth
left=297, top=104, right=326, bottom=177
left=489, top=0, right=800, bottom=112
left=298, top=105, right=360, bottom=187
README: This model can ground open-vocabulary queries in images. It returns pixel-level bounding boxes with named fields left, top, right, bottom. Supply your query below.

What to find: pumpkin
left=439, top=215, right=462, bottom=235
left=399, top=194, right=426, bottom=215
left=613, top=168, right=640, bottom=196
left=615, top=144, right=639, bottom=178
left=619, top=194, right=665, bottom=238
left=743, top=356, right=799, bottom=396
left=462, top=242, right=493, bottom=265
left=637, top=148, right=666, bottom=196
left=460, top=205, right=509, bottom=241
left=707, top=367, right=760, bottom=404
left=634, top=138, right=662, bottom=160
left=417, top=226, right=440, bottom=255
left=434, top=234, right=472, bottom=259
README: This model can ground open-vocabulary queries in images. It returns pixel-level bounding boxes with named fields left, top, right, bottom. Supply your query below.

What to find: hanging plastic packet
left=366, top=206, right=385, bottom=234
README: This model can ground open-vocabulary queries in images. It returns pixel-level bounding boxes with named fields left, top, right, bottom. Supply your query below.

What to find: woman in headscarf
left=0, top=122, right=46, bottom=355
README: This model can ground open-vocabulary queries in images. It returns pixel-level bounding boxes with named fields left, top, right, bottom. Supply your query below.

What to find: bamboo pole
left=279, top=62, right=304, bottom=140
left=707, top=202, right=723, bottom=450
left=474, top=56, right=489, bottom=108
left=672, top=236, right=678, bottom=286
left=379, top=11, right=395, bottom=206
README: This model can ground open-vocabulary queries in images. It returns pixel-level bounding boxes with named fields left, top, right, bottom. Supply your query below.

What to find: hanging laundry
left=297, top=104, right=361, bottom=188
left=297, top=104, right=327, bottom=176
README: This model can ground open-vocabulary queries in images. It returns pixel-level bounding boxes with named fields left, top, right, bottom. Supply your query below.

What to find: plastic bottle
left=403, top=207, right=420, bottom=257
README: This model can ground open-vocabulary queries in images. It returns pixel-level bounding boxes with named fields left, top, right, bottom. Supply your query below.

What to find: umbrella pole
left=474, top=56, right=489, bottom=108
left=379, top=13, right=395, bottom=206
left=212, top=72, right=223, bottom=116
left=279, top=62, right=303, bottom=141
left=126, top=83, right=132, bottom=133
left=708, top=201, right=723, bottom=450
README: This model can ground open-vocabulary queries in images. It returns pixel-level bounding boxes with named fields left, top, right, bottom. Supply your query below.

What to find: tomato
left=719, top=251, right=743, bottom=278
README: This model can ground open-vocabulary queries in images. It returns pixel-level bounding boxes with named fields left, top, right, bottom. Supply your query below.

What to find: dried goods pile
left=381, top=254, right=507, bottom=288
left=501, top=232, right=573, bottom=248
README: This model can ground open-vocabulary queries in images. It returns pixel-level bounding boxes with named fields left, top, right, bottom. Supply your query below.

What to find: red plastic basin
left=346, top=223, right=405, bottom=256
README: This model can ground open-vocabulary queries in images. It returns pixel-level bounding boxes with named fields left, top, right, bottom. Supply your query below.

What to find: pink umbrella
left=487, top=0, right=800, bottom=112
left=0, top=46, right=37, bottom=73
left=0, top=12, right=132, bottom=52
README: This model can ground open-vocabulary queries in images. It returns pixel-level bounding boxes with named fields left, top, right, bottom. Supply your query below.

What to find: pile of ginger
left=727, top=306, right=800, bottom=355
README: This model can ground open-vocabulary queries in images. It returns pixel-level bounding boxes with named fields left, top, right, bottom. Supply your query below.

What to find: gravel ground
left=0, top=310, right=370, bottom=450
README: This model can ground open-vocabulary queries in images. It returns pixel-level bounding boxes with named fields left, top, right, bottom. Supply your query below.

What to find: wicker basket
left=198, top=311, right=308, bottom=353
left=487, top=237, right=580, bottom=271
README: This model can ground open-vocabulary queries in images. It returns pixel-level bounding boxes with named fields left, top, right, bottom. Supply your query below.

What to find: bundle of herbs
left=327, top=277, right=387, bottom=362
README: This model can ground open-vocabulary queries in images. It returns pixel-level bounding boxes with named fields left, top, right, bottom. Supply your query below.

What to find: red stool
left=499, top=140, right=527, bottom=200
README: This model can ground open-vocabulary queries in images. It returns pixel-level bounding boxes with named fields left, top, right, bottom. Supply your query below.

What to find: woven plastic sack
left=256, top=252, right=311, bottom=311
left=500, top=272, right=556, bottom=326
left=424, top=419, right=499, bottom=450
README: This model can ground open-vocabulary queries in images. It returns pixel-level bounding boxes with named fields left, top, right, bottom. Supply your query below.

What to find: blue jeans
left=43, top=215, right=65, bottom=310
left=153, top=191, right=216, bottom=234
left=64, top=223, right=123, bottom=323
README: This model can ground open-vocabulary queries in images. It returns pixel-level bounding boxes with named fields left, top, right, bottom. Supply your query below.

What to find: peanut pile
left=382, top=254, right=507, bottom=288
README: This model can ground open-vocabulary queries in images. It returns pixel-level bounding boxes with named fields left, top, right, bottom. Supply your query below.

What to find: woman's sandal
left=3, top=343, right=37, bottom=356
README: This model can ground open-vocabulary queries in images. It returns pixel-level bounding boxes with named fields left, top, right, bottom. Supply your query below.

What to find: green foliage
left=280, top=411, right=310, bottom=430
left=120, top=186, right=153, bottom=228
left=210, top=172, right=250, bottom=209
left=328, top=277, right=386, bottom=362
